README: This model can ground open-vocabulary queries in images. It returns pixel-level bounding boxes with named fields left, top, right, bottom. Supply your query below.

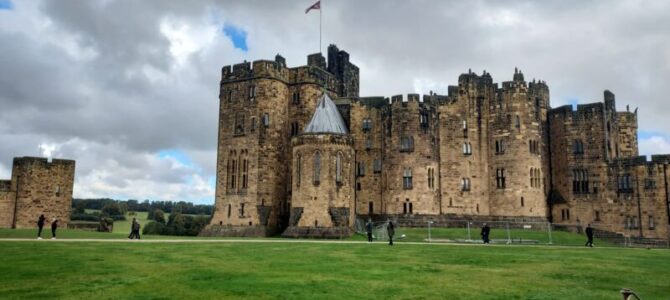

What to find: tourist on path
left=37, top=214, right=45, bottom=239
left=366, top=219, right=373, bottom=243
left=387, top=220, right=395, bottom=246
left=481, top=223, right=490, bottom=244
left=585, top=224, right=594, bottom=247
left=51, top=218, right=58, bottom=239
left=128, top=218, right=141, bottom=240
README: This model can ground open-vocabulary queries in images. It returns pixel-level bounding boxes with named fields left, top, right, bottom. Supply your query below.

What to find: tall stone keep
left=0, top=157, right=75, bottom=228
left=283, top=93, right=355, bottom=238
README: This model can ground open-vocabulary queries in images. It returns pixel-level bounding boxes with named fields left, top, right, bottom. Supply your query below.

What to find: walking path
left=0, top=237, right=643, bottom=250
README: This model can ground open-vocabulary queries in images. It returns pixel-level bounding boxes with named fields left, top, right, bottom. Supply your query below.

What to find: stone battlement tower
left=0, top=157, right=75, bottom=228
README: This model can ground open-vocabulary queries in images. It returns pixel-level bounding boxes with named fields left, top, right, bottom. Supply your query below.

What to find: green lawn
left=0, top=241, right=667, bottom=299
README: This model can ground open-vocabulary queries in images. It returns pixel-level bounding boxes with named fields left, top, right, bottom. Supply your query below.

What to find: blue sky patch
left=157, top=149, right=194, bottom=167
left=566, top=98, right=579, bottom=109
left=0, top=0, right=13, bottom=10
left=223, top=24, right=248, bottom=52
left=638, top=130, right=666, bottom=140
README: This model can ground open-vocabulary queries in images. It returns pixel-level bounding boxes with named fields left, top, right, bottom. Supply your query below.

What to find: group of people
left=36, top=214, right=59, bottom=240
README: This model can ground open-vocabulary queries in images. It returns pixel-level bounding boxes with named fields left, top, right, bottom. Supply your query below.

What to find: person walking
left=37, top=214, right=46, bottom=239
left=585, top=224, right=594, bottom=247
left=50, top=218, right=58, bottom=240
left=365, top=219, right=373, bottom=243
left=132, top=219, right=141, bottom=240
left=481, top=223, right=490, bottom=244
left=387, top=220, right=395, bottom=246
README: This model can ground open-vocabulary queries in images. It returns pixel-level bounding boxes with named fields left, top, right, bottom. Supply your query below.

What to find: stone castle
left=205, top=44, right=669, bottom=240
left=0, top=157, right=75, bottom=229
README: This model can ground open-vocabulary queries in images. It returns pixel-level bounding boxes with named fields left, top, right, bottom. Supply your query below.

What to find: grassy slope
left=0, top=241, right=668, bottom=299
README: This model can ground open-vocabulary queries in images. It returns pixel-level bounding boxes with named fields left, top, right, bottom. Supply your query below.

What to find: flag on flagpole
left=305, top=0, right=320, bottom=14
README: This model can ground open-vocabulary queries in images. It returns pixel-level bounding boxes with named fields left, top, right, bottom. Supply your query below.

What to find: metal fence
left=355, top=217, right=670, bottom=248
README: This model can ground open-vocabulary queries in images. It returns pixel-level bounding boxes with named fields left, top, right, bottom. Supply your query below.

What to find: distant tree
left=153, top=209, right=166, bottom=223
left=73, top=201, right=86, bottom=214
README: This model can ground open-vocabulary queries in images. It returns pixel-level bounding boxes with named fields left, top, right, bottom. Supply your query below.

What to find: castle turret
left=283, top=93, right=355, bottom=238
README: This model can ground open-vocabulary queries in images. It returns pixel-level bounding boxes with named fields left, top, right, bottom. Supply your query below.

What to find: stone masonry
left=0, top=157, right=75, bottom=229
left=206, top=44, right=670, bottom=241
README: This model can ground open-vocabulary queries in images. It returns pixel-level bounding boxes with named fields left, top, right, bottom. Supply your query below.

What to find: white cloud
left=639, top=136, right=670, bottom=157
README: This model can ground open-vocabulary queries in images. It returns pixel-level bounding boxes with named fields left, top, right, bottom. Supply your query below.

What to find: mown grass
left=0, top=241, right=668, bottom=299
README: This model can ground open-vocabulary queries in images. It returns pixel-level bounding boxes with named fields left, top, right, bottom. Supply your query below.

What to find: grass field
left=0, top=240, right=668, bottom=299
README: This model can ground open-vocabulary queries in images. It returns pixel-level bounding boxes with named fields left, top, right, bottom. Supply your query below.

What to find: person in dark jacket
left=387, top=220, right=395, bottom=246
left=481, top=223, right=490, bottom=244
left=132, top=219, right=141, bottom=240
left=37, top=214, right=46, bottom=239
left=585, top=224, right=594, bottom=247
left=51, top=218, right=58, bottom=239
left=366, top=219, right=373, bottom=243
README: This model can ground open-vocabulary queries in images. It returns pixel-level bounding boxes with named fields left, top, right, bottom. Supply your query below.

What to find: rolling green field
left=0, top=240, right=668, bottom=299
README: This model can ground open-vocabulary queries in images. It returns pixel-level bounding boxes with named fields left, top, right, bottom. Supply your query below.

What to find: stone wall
left=0, top=180, right=15, bottom=228
left=8, top=157, right=75, bottom=229
left=284, top=134, right=355, bottom=238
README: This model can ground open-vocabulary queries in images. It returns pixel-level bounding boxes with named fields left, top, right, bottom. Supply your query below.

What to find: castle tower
left=283, top=93, right=355, bottom=238
left=0, top=157, right=75, bottom=228
left=487, top=69, right=547, bottom=217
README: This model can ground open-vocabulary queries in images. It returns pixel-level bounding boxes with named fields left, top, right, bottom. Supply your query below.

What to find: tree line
left=72, top=198, right=214, bottom=215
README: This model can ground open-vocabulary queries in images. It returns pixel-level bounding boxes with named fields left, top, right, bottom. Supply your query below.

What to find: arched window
left=463, top=143, right=472, bottom=155
left=335, top=152, right=342, bottom=184
left=461, top=178, right=470, bottom=191
left=515, top=115, right=520, bottom=131
left=296, top=154, right=301, bottom=187
left=403, top=168, right=413, bottom=189
left=313, top=151, right=321, bottom=185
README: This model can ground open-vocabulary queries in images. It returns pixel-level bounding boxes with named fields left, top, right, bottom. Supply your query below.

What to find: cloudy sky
left=1, top=1, right=669, bottom=204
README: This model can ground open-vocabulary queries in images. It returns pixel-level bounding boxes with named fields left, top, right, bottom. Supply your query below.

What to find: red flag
left=305, top=1, right=320, bottom=14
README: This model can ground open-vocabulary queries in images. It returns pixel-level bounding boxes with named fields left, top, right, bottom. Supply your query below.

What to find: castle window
left=461, top=178, right=471, bottom=191
left=365, top=138, right=372, bottom=150
left=463, top=143, right=472, bottom=155
left=400, top=136, right=414, bottom=152
left=403, top=168, right=413, bottom=189
left=357, top=161, right=366, bottom=177
left=55, top=185, right=61, bottom=197
left=420, top=113, right=429, bottom=128
left=595, top=210, right=601, bottom=221
left=428, top=168, right=435, bottom=189
left=561, top=209, right=566, bottom=221
left=529, top=140, right=539, bottom=154
left=515, top=115, right=520, bottom=131
left=336, top=153, right=342, bottom=184
left=373, top=159, right=382, bottom=173
left=234, top=113, right=246, bottom=136
left=248, top=85, right=256, bottom=100
left=292, top=92, right=300, bottom=105
left=227, top=151, right=237, bottom=191
left=403, top=199, right=413, bottom=214
left=362, top=118, right=372, bottom=132
left=368, top=202, right=374, bottom=215
left=633, top=216, right=639, bottom=229
left=241, top=150, right=248, bottom=189
left=495, top=140, right=505, bottom=154
left=476, top=203, right=479, bottom=213
left=617, top=174, right=632, bottom=193
left=227, top=204, right=231, bottom=218
left=296, top=154, right=301, bottom=187
left=313, top=152, right=321, bottom=185
left=520, top=197, right=525, bottom=207
left=625, top=216, right=631, bottom=229
left=572, top=169, right=589, bottom=194
left=462, top=120, right=468, bottom=138
left=291, top=122, right=300, bottom=137
left=262, top=113, right=270, bottom=127
left=649, top=216, right=655, bottom=230
left=240, top=203, right=245, bottom=217
left=496, top=168, right=506, bottom=189
left=573, top=140, right=584, bottom=154
left=251, top=118, right=257, bottom=133
left=530, top=168, right=541, bottom=188
left=644, top=178, right=655, bottom=189
left=227, top=90, right=233, bottom=102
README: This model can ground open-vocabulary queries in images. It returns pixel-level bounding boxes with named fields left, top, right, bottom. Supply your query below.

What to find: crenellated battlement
left=220, top=58, right=290, bottom=83
left=12, top=156, right=76, bottom=168
left=549, top=102, right=608, bottom=122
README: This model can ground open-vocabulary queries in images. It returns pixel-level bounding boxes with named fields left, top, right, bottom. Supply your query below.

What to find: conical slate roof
left=303, top=93, right=349, bottom=134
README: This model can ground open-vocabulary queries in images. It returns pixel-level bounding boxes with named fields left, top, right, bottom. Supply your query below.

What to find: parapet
left=611, top=156, right=648, bottom=167
left=651, top=155, right=670, bottom=164
left=221, top=58, right=290, bottom=83
left=12, top=157, right=76, bottom=168
left=359, top=97, right=389, bottom=109
left=290, top=65, right=340, bottom=92
left=548, top=102, right=605, bottom=122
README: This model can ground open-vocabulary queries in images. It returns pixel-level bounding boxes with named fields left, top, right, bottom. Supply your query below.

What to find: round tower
left=283, top=93, right=355, bottom=238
